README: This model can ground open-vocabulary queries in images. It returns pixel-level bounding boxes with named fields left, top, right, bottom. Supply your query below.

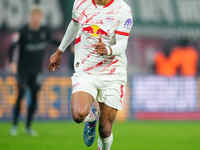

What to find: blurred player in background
left=8, top=6, right=57, bottom=136
left=49, top=0, right=133, bottom=149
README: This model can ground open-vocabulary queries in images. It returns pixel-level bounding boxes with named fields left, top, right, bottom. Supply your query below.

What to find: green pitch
left=0, top=121, right=200, bottom=150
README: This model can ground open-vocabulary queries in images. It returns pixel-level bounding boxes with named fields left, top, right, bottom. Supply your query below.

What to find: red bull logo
left=83, top=25, right=108, bottom=37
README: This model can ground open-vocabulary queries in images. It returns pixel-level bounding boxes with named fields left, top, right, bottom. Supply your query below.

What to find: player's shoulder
left=73, top=0, right=90, bottom=8
left=74, top=0, right=90, bottom=3
left=120, top=0, right=131, bottom=9
left=117, top=0, right=132, bottom=17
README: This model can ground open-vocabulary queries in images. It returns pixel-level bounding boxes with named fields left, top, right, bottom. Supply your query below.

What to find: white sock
left=98, top=137, right=103, bottom=150
left=83, top=110, right=96, bottom=122
left=98, top=134, right=113, bottom=150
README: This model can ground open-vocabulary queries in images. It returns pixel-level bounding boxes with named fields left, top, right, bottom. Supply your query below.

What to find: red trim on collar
left=92, top=0, right=114, bottom=8
left=104, top=0, right=114, bottom=8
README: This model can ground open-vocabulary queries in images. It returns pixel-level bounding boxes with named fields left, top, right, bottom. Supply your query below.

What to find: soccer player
left=48, top=0, right=133, bottom=149
left=9, top=6, right=56, bottom=136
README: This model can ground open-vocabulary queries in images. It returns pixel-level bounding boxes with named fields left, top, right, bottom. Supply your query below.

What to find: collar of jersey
left=92, top=0, right=114, bottom=8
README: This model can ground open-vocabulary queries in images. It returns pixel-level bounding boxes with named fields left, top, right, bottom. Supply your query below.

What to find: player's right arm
left=48, top=20, right=79, bottom=72
left=8, top=29, right=23, bottom=74
left=58, top=20, right=80, bottom=52
left=48, top=0, right=80, bottom=72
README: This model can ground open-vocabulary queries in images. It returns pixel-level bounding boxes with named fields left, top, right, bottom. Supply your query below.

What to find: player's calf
left=99, top=122, right=112, bottom=138
left=98, top=120, right=114, bottom=150
left=98, top=103, right=118, bottom=150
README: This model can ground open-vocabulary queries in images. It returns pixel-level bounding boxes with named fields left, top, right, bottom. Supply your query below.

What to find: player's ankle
left=101, top=133, right=113, bottom=143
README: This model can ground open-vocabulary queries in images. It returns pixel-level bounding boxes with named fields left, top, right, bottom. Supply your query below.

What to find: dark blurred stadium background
left=0, top=1, right=200, bottom=150
left=1, top=0, right=200, bottom=121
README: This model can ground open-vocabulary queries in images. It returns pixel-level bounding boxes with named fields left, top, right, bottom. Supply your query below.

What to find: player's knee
left=72, top=108, right=89, bottom=124
left=99, top=124, right=112, bottom=138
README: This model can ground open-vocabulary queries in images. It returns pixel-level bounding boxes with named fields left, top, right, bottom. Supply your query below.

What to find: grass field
left=0, top=121, right=200, bottom=150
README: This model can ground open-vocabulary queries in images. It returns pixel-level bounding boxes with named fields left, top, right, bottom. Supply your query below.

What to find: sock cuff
left=84, top=110, right=96, bottom=122
left=102, top=133, right=113, bottom=143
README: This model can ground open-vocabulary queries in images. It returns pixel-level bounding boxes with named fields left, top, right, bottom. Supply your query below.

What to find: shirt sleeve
left=72, top=0, right=79, bottom=23
left=115, top=10, right=133, bottom=37
left=58, top=20, right=80, bottom=52
left=58, top=0, right=81, bottom=52
left=111, top=11, right=133, bottom=56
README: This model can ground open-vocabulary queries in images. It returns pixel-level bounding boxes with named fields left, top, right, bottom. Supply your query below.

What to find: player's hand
left=48, top=50, right=63, bottom=72
left=93, top=37, right=108, bottom=56
left=9, top=63, right=17, bottom=74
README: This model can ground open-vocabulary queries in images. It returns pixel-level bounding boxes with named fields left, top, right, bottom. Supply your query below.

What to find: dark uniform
left=8, top=24, right=56, bottom=129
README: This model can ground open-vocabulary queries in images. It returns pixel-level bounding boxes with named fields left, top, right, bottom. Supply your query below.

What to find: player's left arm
left=109, top=12, right=133, bottom=56
left=95, top=11, right=133, bottom=56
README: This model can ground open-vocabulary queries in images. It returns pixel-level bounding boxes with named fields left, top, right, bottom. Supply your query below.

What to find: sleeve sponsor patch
left=124, top=18, right=132, bottom=29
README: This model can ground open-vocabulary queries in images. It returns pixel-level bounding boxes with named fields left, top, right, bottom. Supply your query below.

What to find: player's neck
left=94, top=0, right=112, bottom=6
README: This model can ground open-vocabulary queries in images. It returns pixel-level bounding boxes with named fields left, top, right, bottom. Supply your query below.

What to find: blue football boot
left=83, top=107, right=98, bottom=147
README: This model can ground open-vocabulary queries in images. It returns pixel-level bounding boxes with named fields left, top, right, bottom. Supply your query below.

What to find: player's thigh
left=98, top=81, right=126, bottom=111
left=71, top=91, right=94, bottom=115
left=71, top=73, right=97, bottom=115
left=99, top=103, right=118, bottom=123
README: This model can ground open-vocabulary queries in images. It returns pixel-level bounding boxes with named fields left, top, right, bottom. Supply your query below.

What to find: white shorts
left=71, top=72, right=126, bottom=110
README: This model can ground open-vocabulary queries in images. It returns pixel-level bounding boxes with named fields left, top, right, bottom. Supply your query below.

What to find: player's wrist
left=106, top=46, right=112, bottom=56
left=56, top=49, right=64, bottom=56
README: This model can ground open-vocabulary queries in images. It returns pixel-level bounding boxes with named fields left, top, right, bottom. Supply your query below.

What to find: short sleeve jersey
left=72, top=0, right=133, bottom=77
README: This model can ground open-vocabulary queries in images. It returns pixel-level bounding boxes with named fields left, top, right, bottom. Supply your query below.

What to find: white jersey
left=72, top=0, right=133, bottom=78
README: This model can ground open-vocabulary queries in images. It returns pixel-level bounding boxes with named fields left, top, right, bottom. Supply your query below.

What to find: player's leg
left=12, top=83, right=26, bottom=126
left=26, top=73, right=40, bottom=135
left=71, top=73, right=99, bottom=146
left=98, top=103, right=118, bottom=150
left=10, top=75, right=26, bottom=136
left=72, top=92, right=99, bottom=147
left=97, top=80, right=126, bottom=150
left=71, top=91, right=94, bottom=123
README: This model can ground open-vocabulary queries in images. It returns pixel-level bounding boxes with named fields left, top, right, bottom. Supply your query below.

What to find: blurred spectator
left=154, top=44, right=177, bottom=77
left=171, top=39, right=199, bottom=76
left=154, top=38, right=199, bottom=77
left=8, top=6, right=58, bottom=136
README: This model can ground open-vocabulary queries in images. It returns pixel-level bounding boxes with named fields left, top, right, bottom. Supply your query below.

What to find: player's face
left=30, top=11, right=43, bottom=29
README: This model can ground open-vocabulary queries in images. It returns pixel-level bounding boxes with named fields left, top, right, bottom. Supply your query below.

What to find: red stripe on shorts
left=120, top=85, right=124, bottom=98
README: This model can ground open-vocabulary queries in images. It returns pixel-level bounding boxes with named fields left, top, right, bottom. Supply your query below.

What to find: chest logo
left=83, top=25, right=108, bottom=37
